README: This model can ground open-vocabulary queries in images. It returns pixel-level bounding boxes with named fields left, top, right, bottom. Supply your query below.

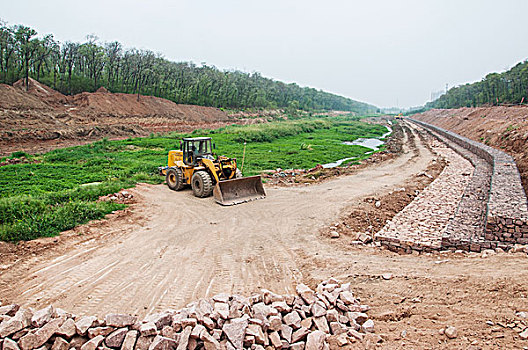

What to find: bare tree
left=14, top=25, right=38, bottom=90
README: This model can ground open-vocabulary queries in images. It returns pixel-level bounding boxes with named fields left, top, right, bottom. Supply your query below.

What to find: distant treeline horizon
left=0, top=21, right=378, bottom=114
left=427, top=59, right=528, bottom=109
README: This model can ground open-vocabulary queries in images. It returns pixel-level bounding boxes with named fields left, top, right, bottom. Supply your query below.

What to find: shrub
left=10, top=151, right=30, bottom=158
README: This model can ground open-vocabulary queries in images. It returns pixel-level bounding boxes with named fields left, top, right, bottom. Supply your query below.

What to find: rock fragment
left=0, top=305, right=19, bottom=317
left=51, top=337, right=69, bottom=350
left=121, top=330, right=138, bottom=350
left=149, top=335, right=177, bottom=350
left=520, top=328, right=528, bottom=340
left=56, top=318, right=76, bottom=339
left=0, top=309, right=32, bottom=338
left=31, top=305, right=54, bottom=328
left=75, top=316, right=97, bottom=336
left=222, top=317, right=247, bottom=349
left=80, top=334, right=104, bottom=350
left=283, top=311, right=302, bottom=328
left=291, top=327, right=310, bottom=343
left=2, top=338, right=21, bottom=350
left=296, top=284, right=317, bottom=304
left=305, top=330, right=325, bottom=350
left=105, top=314, right=137, bottom=328
left=362, top=319, right=375, bottom=333
left=105, top=328, right=128, bottom=348
left=445, top=326, right=458, bottom=339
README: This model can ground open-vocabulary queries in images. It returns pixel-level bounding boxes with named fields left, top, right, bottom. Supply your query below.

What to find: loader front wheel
left=191, top=171, right=213, bottom=198
left=166, top=168, right=185, bottom=191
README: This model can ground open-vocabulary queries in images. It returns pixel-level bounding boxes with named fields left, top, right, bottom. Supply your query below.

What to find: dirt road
left=2, top=124, right=528, bottom=348
left=0, top=125, right=431, bottom=313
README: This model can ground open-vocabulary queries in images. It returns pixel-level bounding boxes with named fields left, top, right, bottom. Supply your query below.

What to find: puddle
left=322, top=157, right=357, bottom=169
left=342, top=126, right=392, bottom=151
left=322, top=126, right=392, bottom=168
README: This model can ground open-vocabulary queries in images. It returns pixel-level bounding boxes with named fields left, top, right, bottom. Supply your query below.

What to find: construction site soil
left=0, top=79, right=258, bottom=156
left=2, top=120, right=528, bottom=349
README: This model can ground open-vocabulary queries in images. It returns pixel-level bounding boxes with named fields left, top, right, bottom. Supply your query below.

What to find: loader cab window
left=183, top=138, right=213, bottom=165
left=197, top=140, right=212, bottom=155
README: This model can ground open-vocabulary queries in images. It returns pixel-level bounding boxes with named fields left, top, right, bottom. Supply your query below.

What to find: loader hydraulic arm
left=201, top=158, right=220, bottom=183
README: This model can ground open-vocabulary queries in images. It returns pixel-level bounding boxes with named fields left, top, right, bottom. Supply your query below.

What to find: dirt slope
left=12, top=77, right=69, bottom=106
left=413, top=106, right=528, bottom=194
left=0, top=83, right=52, bottom=110
left=71, top=90, right=227, bottom=122
left=0, top=79, right=233, bottom=156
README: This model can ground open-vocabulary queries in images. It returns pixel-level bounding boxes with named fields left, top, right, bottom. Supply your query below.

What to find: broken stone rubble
left=0, top=279, right=377, bottom=349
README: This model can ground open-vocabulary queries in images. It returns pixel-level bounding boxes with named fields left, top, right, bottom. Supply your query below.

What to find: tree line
left=428, top=59, right=528, bottom=109
left=0, top=21, right=377, bottom=114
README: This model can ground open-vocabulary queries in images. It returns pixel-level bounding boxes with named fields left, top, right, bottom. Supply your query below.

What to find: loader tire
left=166, top=168, right=185, bottom=191
left=235, top=168, right=243, bottom=178
left=191, top=171, right=213, bottom=198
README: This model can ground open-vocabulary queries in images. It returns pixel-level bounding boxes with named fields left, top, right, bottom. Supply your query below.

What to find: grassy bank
left=0, top=116, right=387, bottom=241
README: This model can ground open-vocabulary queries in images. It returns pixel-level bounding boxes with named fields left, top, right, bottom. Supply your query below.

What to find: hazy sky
left=2, top=0, right=528, bottom=108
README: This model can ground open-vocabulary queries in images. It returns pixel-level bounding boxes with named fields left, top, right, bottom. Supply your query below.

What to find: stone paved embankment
left=423, top=127, right=493, bottom=251
left=409, top=119, right=528, bottom=251
left=375, top=129, right=474, bottom=252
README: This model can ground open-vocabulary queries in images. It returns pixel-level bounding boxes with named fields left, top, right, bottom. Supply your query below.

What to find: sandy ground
left=2, top=123, right=528, bottom=349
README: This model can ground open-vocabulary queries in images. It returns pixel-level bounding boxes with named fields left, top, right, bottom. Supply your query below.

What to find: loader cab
left=181, top=137, right=214, bottom=166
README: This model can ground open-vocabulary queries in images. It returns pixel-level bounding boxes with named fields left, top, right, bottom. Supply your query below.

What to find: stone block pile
left=98, top=190, right=135, bottom=204
left=0, top=279, right=378, bottom=349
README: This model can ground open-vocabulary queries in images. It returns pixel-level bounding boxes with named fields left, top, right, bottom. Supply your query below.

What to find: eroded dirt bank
left=2, top=123, right=528, bottom=348
left=0, top=79, right=259, bottom=156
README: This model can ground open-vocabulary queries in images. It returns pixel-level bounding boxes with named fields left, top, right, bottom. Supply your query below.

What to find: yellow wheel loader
left=158, top=137, right=266, bottom=205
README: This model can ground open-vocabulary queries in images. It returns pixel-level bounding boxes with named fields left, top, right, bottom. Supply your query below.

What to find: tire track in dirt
left=0, top=123, right=437, bottom=317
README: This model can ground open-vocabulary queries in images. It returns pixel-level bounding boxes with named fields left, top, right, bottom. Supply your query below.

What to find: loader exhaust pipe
left=213, top=175, right=266, bottom=206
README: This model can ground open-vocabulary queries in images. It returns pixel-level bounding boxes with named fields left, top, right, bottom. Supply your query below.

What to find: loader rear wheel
left=191, top=171, right=213, bottom=198
left=166, top=168, right=184, bottom=191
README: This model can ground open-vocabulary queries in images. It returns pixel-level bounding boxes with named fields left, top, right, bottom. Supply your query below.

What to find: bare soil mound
left=13, top=77, right=69, bottom=106
left=95, top=86, right=109, bottom=93
left=0, top=83, right=52, bottom=110
left=0, top=80, right=233, bottom=156
left=71, top=91, right=228, bottom=123
left=413, top=106, right=528, bottom=194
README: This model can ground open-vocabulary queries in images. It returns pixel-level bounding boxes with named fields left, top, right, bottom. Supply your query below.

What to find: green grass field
left=0, top=116, right=387, bottom=241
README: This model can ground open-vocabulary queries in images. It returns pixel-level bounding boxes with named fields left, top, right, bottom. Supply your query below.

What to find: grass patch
left=0, top=116, right=388, bottom=241
left=0, top=200, right=125, bottom=241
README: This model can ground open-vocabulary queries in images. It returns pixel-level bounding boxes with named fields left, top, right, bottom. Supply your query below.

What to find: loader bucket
left=213, top=175, right=266, bottom=206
